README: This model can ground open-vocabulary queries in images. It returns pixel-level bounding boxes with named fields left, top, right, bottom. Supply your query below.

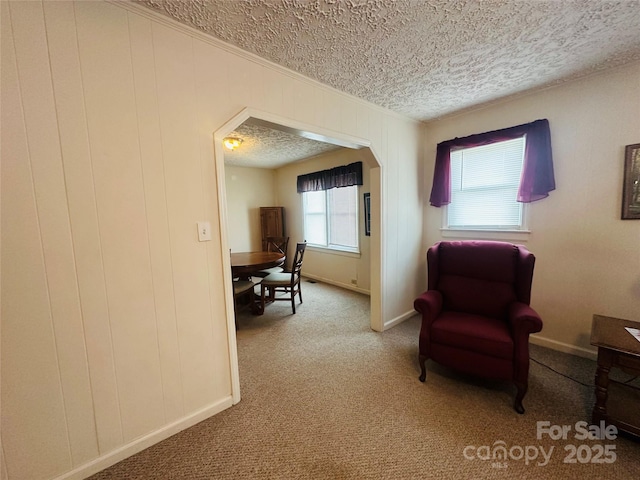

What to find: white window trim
left=303, top=187, right=360, bottom=254
left=306, top=245, right=361, bottom=258
left=441, top=203, right=531, bottom=241
left=441, top=136, right=532, bottom=241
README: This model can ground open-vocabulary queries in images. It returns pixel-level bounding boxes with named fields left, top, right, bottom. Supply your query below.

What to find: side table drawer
left=617, top=353, right=640, bottom=373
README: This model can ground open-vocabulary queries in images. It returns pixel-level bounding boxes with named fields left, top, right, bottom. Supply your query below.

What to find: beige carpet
left=90, top=279, right=640, bottom=479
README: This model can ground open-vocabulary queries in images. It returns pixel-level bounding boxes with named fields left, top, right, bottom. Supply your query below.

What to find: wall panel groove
left=128, top=11, right=185, bottom=424
left=2, top=3, right=71, bottom=477
left=75, top=0, right=165, bottom=442
left=63, top=0, right=125, bottom=454
left=152, top=22, right=219, bottom=413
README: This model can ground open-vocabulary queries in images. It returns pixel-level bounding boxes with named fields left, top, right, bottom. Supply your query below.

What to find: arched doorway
left=214, top=108, right=383, bottom=403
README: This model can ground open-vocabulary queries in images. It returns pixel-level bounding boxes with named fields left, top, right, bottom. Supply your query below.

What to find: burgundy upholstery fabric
left=437, top=240, right=519, bottom=283
left=415, top=240, right=543, bottom=412
left=438, top=275, right=516, bottom=320
left=431, top=312, right=514, bottom=360
left=430, top=344, right=514, bottom=381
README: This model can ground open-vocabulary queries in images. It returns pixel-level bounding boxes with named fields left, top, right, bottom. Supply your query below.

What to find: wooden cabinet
left=260, top=207, right=285, bottom=251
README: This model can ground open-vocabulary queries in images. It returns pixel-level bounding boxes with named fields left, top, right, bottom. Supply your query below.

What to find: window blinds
left=447, top=137, right=525, bottom=228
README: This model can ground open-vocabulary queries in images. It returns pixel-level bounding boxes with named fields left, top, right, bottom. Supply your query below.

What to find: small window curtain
left=429, top=119, right=555, bottom=207
left=297, top=161, right=363, bottom=193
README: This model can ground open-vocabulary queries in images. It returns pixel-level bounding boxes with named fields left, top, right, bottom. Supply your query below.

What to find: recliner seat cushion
left=431, top=311, right=514, bottom=360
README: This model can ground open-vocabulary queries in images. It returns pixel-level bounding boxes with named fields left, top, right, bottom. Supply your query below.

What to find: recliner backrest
left=428, top=241, right=534, bottom=320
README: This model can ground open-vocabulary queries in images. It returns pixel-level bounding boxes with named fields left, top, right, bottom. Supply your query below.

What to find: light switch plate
left=197, top=221, right=212, bottom=241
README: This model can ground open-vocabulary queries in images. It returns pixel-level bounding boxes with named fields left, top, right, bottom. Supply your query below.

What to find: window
left=446, top=136, right=526, bottom=230
left=303, top=186, right=359, bottom=252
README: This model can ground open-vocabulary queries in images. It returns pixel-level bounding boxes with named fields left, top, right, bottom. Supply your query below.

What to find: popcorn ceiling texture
left=136, top=0, right=640, bottom=121
left=225, top=123, right=342, bottom=168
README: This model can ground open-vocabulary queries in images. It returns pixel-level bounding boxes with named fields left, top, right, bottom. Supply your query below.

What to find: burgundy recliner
left=414, top=240, right=543, bottom=413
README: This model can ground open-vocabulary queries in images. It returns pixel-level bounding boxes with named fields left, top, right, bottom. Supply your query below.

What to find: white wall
left=276, top=148, right=372, bottom=293
left=224, top=166, right=277, bottom=252
left=0, top=1, right=422, bottom=479
left=422, top=62, right=640, bottom=357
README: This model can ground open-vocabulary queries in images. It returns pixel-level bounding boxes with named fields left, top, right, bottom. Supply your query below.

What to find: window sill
left=440, top=228, right=531, bottom=242
left=307, top=245, right=361, bottom=258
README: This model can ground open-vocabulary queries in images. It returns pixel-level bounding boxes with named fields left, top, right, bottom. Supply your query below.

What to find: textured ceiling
left=224, top=122, right=343, bottom=169
left=135, top=0, right=640, bottom=169
left=137, top=0, right=640, bottom=121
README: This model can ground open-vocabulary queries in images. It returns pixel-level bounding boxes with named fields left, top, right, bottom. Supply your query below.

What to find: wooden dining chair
left=260, top=241, right=306, bottom=314
left=265, top=236, right=289, bottom=255
left=255, top=236, right=289, bottom=277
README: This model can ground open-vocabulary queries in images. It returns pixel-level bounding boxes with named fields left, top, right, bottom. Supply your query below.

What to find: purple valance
left=297, top=162, right=363, bottom=193
left=429, top=119, right=555, bottom=207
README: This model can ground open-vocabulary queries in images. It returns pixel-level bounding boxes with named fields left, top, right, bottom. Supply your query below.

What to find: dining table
left=230, top=251, right=285, bottom=280
left=230, top=251, right=286, bottom=315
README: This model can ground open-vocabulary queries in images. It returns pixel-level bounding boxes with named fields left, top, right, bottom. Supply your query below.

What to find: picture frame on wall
left=622, top=143, right=640, bottom=220
left=364, top=193, right=371, bottom=236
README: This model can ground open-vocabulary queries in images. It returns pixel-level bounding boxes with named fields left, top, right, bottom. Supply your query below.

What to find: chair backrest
left=265, top=236, right=289, bottom=255
left=290, top=241, right=307, bottom=280
left=427, top=240, right=535, bottom=319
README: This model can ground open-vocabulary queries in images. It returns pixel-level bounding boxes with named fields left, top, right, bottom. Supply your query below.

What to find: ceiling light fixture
left=223, top=137, right=243, bottom=151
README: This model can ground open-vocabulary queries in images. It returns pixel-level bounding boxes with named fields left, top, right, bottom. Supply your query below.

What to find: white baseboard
left=383, top=310, right=417, bottom=331
left=530, top=334, right=598, bottom=360
left=53, top=396, right=234, bottom=480
left=302, top=274, right=370, bottom=296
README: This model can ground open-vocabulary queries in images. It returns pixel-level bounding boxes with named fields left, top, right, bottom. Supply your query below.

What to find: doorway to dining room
left=213, top=108, right=383, bottom=403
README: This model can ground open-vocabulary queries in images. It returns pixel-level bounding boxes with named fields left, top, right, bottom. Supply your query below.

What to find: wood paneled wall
left=1, top=1, right=422, bottom=479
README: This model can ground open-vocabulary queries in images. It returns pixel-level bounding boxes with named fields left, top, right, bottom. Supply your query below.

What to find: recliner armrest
left=414, top=290, right=443, bottom=327
left=508, top=302, right=543, bottom=335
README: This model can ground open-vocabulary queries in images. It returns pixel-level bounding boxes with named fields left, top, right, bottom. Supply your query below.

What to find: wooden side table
left=590, top=314, right=640, bottom=438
